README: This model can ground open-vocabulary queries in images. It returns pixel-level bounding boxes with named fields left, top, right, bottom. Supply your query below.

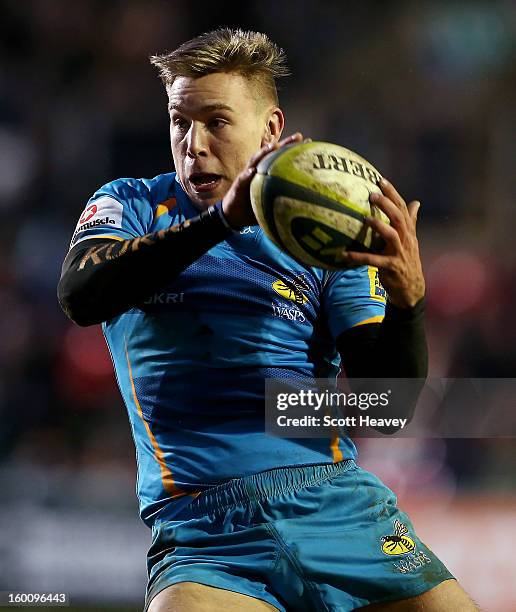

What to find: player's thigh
left=360, top=578, right=479, bottom=611
left=147, top=581, right=280, bottom=612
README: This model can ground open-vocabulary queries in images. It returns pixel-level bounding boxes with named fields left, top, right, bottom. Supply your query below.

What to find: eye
left=207, top=118, right=227, bottom=130
left=171, top=115, right=189, bottom=131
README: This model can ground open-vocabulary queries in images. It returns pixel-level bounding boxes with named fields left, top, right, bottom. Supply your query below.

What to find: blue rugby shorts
left=145, top=460, right=453, bottom=611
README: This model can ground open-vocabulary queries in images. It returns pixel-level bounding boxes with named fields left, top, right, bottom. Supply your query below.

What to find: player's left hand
left=338, top=178, right=425, bottom=308
left=222, top=133, right=305, bottom=229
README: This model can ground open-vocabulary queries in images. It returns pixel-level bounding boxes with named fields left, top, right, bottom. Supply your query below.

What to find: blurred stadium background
left=0, top=1, right=515, bottom=610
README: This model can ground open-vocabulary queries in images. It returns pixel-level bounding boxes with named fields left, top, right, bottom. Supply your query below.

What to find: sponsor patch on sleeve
left=71, top=196, right=124, bottom=247
left=367, top=266, right=387, bottom=302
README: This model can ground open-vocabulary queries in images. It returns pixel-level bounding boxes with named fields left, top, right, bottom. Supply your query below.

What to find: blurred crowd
left=0, top=0, right=515, bottom=498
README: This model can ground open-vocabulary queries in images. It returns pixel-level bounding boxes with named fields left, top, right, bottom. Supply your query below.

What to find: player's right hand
left=221, top=132, right=304, bottom=229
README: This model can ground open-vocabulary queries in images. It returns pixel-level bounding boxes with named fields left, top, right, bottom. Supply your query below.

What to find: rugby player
left=58, top=28, right=477, bottom=611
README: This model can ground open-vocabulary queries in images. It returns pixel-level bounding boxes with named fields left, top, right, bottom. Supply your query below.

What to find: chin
left=188, top=186, right=228, bottom=210
left=189, top=193, right=220, bottom=210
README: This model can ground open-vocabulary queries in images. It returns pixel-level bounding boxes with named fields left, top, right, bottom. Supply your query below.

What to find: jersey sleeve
left=69, top=178, right=154, bottom=249
left=322, top=265, right=387, bottom=340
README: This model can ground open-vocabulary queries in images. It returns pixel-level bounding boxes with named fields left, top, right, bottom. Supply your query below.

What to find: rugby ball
left=250, top=141, right=388, bottom=269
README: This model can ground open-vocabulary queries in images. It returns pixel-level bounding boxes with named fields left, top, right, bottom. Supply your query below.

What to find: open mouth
left=188, top=173, right=222, bottom=193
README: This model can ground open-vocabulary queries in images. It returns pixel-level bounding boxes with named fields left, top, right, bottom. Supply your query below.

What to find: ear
left=261, top=108, right=285, bottom=147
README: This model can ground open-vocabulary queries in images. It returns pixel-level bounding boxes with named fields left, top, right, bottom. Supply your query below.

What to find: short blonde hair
left=150, top=28, right=289, bottom=105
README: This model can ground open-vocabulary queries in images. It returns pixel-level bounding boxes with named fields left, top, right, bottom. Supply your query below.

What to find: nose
left=186, top=122, right=208, bottom=158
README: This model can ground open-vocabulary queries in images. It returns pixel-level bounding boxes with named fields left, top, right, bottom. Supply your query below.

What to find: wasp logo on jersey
left=381, top=520, right=416, bottom=556
left=271, top=301, right=306, bottom=323
left=271, top=274, right=310, bottom=324
left=272, top=273, right=310, bottom=305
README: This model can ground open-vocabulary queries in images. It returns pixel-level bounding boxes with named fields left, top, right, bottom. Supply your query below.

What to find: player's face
left=167, top=72, right=278, bottom=208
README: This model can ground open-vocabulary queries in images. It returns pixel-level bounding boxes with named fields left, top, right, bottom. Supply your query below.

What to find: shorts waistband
left=189, top=460, right=355, bottom=516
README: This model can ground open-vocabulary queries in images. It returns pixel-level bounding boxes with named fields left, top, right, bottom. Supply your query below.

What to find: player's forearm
left=337, top=298, right=428, bottom=379
left=375, top=297, right=428, bottom=378
left=337, top=299, right=427, bottom=431
left=58, top=204, right=232, bottom=326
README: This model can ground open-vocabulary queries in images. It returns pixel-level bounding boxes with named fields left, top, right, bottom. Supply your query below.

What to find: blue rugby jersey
left=69, top=173, right=386, bottom=525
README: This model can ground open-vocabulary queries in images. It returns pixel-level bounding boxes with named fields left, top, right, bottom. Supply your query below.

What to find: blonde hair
left=150, top=28, right=289, bottom=105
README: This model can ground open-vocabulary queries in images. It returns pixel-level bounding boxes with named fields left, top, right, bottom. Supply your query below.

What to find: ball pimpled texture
left=250, top=141, right=388, bottom=269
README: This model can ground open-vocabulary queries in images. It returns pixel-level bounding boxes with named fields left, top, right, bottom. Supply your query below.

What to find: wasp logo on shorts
left=381, top=520, right=416, bottom=556
left=272, top=274, right=309, bottom=305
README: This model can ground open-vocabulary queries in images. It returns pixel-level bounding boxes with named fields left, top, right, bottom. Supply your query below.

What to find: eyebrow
left=168, top=102, right=235, bottom=113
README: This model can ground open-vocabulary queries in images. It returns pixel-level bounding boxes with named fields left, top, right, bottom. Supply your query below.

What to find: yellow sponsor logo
left=381, top=520, right=416, bottom=556
left=368, top=266, right=386, bottom=302
left=272, top=278, right=308, bottom=305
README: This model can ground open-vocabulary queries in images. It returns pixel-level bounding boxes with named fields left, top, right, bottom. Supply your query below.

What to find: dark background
left=0, top=1, right=515, bottom=609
